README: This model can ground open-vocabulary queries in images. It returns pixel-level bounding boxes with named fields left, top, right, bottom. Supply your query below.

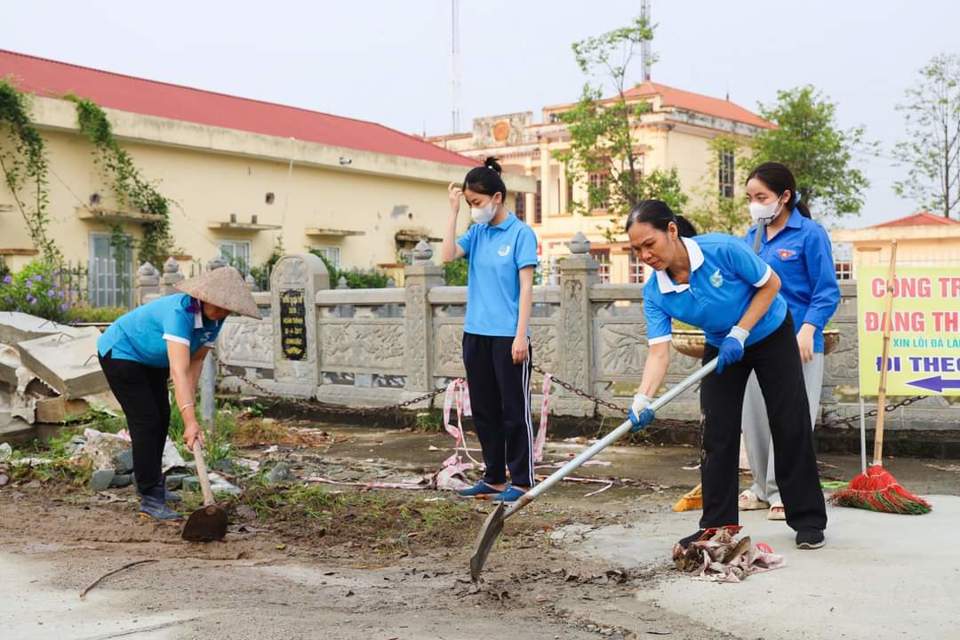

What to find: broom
left=831, top=241, right=931, bottom=515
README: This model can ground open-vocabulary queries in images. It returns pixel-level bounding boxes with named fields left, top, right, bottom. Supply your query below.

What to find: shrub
left=0, top=261, right=69, bottom=322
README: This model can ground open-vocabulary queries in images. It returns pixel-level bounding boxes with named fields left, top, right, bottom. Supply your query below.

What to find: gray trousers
left=741, top=353, right=824, bottom=506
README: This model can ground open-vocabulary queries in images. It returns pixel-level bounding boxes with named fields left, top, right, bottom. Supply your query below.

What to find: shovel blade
left=181, top=504, right=228, bottom=542
left=469, top=502, right=505, bottom=581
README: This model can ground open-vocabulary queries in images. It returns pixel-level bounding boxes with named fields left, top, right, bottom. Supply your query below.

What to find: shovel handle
left=192, top=441, right=216, bottom=507
left=503, top=358, right=719, bottom=519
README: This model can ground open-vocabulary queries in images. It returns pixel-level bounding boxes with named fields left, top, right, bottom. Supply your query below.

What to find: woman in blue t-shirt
left=97, top=266, right=260, bottom=520
left=440, top=157, right=539, bottom=504
left=739, top=163, right=840, bottom=521
left=625, top=200, right=827, bottom=550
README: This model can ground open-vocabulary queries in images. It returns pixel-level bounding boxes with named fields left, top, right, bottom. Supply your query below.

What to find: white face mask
left=470, top=198, right=498, bottom=224
left=748, top=198, right=784, bottom=224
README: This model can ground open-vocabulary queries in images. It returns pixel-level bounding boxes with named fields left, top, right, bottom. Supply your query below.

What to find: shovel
left=468, top=358, right=718, bottom=581
left=181, top=440, right=228, bottom=542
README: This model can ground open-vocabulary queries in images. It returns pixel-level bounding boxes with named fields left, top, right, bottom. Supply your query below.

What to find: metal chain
left=819, top=395, right=926, bottom=430
left=532, top=364, right=927, bottom=431
left=239, top=366, right=926, bottom=429
left=531, top=364, right=624, bottom=414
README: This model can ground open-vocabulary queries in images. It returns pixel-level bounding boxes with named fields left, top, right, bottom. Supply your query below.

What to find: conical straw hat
left=174, top=266, right=261, bottom=319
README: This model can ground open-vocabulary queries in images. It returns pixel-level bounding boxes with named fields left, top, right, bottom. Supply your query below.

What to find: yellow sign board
left=857, top=267, right=960, bottom=396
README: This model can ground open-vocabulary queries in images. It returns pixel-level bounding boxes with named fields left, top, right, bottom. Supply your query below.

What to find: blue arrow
left=907, top=375, right=960, bottom=393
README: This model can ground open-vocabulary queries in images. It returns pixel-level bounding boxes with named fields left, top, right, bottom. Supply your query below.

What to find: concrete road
left=562, top=495, right=960, bottom=640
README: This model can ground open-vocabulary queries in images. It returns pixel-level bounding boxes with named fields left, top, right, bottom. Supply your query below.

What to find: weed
left=414, top=410, right=444, bottom=433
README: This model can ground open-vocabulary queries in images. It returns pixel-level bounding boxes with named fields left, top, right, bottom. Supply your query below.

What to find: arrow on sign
left=907, top=376, right=960, bottom=393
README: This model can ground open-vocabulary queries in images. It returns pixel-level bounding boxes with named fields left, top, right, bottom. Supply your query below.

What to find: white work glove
left=631, top=393, right=652, bottom=416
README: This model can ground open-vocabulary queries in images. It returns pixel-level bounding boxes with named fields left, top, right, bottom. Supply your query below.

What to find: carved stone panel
left=320, top=321, right=405, bottom=372
left=433, top=322, right=465, bottom=378
left=218, top=316, right=273, bottom=368
left=595, top=322, right=647, bottom=378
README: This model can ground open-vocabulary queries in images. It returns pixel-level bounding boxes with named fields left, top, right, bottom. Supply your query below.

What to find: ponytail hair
left=463, top=156, right=507, bottom=200
left=746, top=162, right=811, bottom=218
left=625, top=200, right=698, bottom=237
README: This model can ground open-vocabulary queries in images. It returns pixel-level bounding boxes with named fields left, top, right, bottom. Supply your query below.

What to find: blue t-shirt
left=745, top=208, right=840, bottom=353
left=98, top=293, right=223, bottom=367
left=457, top=213, right=539, bottom=337
left=643, top=234, right=788, bottom=348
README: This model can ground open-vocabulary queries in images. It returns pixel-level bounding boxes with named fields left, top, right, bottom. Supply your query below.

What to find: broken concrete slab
left=0, top=311, right=88, bottom=345
left=0, top=344, right=19, bottom=388
left=34, top=397, right=91, bottom=424
left=16, top=329, right=107, bottom=398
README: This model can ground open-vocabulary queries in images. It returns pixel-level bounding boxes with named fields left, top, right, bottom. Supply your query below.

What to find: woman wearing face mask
left=738, top=163, right=840, bottom=521
left=440, top=156, right=538, bottom=504
left=625, top=200, right=827, bottom=550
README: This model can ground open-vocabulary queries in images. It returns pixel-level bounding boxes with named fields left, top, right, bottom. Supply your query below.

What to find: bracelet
left=179, top=402, right=195, bottom=412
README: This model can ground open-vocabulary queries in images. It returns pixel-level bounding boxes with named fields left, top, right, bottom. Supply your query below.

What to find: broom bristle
left=830, top=465, right=931, bottom=515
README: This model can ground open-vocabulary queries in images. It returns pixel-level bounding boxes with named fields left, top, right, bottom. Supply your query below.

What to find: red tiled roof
left=623, top=81, right=773, bottom=129
left=871, top=211, right=960, bottom=228
left=0, top=49, right=476, bottom=167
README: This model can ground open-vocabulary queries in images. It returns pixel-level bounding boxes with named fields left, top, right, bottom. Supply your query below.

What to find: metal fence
left=54, top=258, right=133, bottom=309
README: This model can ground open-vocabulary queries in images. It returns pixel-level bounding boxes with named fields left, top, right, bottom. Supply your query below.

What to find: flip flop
left=767, top=504, right=786, bottom=521
left=738, top=489, right=769, bottom=511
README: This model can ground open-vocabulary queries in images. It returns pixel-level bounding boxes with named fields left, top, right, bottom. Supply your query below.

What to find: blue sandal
left=457, top=481, right=502, bottom=498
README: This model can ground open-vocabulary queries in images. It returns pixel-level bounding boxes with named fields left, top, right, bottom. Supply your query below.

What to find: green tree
left=555, top=16, right=687, bottom=236
left=688, top=136, right=752, bottom=234
left=751, top=85, right=873, bottom=219
left=894, top=54, right=960, bottom=219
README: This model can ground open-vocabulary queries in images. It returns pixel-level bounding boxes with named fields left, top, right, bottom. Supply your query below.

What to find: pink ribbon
left=442, top=378, right=479, bottom=468
left=533, top=373, right=553, bottom=462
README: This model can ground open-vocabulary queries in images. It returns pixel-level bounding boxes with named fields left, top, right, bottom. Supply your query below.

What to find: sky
left=5, top=0, right=957, bottom=227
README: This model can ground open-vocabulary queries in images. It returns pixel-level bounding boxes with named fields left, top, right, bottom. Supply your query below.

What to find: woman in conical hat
left=97, top=266, right=259, bottom=521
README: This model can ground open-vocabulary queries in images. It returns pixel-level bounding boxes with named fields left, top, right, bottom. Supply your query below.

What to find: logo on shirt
left=497, top=244, right=511, bottom=257
left=709, top=269, right=724, bottom=288
left=777, top=248, right=797, bottom=260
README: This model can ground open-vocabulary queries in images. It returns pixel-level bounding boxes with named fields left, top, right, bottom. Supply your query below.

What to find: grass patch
left=414, top=410, right=444, bottom=433
left=232, top=484, right=481, bottom=553
left=10, top=458, right=92, bottom=487
left=170, top=400, right=237, bottom=467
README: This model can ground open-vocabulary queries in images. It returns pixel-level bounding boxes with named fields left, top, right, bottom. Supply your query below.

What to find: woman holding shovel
left=739, top=163, right=840, bottom=521
left=625, top=200, right=827, bottom=550
left=440, top=157, right=538, bottom=504
left=97, top=266, right=260, bottom=520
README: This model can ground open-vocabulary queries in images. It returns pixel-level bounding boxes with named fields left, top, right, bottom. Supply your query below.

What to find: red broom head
left=830, top=465, right=932, bottom=515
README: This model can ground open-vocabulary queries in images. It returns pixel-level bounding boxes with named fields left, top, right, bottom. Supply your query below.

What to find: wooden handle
left=873, top=241, right=898, bottom=465
left=192, top=441, right=216, bottom=507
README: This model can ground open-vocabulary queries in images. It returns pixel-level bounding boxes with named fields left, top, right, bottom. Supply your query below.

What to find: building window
left=833, top=242, right=853, bottom=280
left=312, top=246, right=341, bottom=269
left=588, top=172, right=609, bottom=211
left=629, top=251, right=645, bottom=284
left=515, top=191, right=526, bottom=221
left=719, top=150, right=735, bottom=199
left=590, top=248, right=611, bottom=284
left=835, top=261, right=853, bottom=281
left=218, top=240, right=252, bottom=272
left=89, top=233, right=134, bottom=308
left=534, top=180, right=543, bottom=224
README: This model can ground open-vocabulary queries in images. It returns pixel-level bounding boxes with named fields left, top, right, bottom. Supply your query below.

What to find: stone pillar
left=200, top=258, right=227, bottom=425
left=136, top=262, right=160, bottom=306
left=558, top=232, right=598, bottom=416
left=244, top=273, right=257, bottom=292
left=160, top=257, right=184, bottom=295
left=404, top=240, right=444, bottom=393
left=270, top=254, right=329, bottom=397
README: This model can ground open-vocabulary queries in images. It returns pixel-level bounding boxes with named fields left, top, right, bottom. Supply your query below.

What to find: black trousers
left=462, top=333, right=535, bottom=487
left=98, top=351, right=171, bottom=495
left=700, top=315, right=827, bottom=532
